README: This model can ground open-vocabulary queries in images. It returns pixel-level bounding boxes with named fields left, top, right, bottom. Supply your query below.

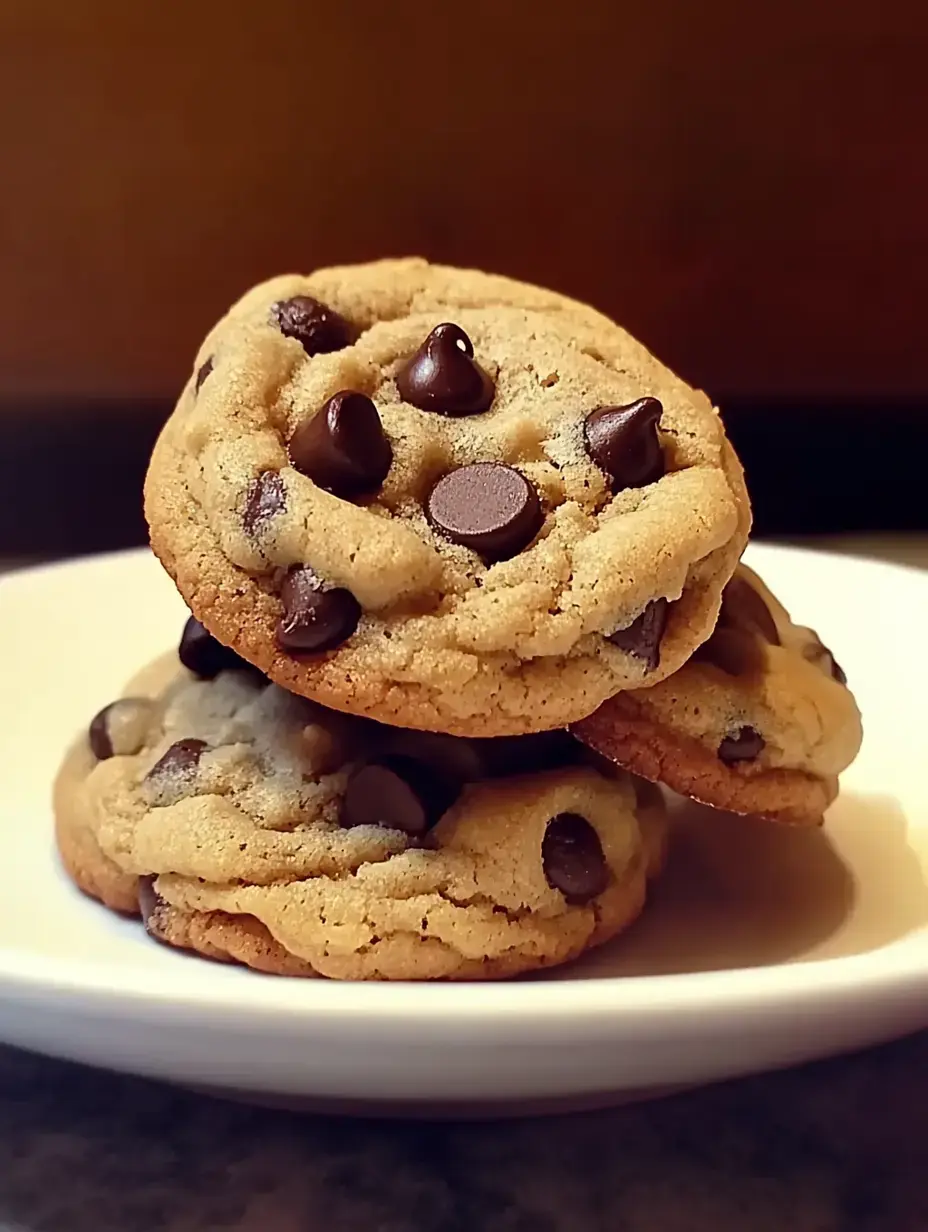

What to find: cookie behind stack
left=572, top=564, right=863, bottom=826
left=54, top=258, right=861, bottom=980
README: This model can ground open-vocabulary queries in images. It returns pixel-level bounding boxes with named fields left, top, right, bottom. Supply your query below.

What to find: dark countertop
left=0, top=1033, right=925, bottom=1232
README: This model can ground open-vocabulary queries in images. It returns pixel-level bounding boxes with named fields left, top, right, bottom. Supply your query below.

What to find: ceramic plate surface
left=0, top=544, right=926, bottom=1115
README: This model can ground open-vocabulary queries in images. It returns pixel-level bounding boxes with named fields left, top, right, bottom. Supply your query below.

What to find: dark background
left=1, top=1, right=925, bottom=554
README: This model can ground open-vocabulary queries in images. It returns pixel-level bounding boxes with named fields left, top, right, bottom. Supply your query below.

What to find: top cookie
left=146, top=258, right=750, bottom=735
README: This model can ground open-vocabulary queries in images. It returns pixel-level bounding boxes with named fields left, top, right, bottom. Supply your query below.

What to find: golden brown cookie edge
left=572, top=695, right=837, bottom=827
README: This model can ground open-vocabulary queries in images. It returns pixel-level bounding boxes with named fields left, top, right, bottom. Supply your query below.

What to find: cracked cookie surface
left=55, top=636, right=666, bottom=980
left=145, top=258, right=750, bottom=735
left=572, top=564, right=863, bottom=825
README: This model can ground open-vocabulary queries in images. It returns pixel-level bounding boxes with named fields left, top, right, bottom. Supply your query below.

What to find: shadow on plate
left=557, top=789, right=928, bottom=978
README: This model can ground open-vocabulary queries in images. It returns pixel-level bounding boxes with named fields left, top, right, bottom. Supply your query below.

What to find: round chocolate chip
left=583, top=398, right=664, bottom=492
left=276, top=566, right=361, bottom=654
left=396, top=323, right=494, bottom=416
left=178, top=616, right=249, bottom=679
left=194, top=356, right=214, bottom=392
left=243, top=471, right=286, bottom=535
left=272, top=296, right=355, bottom=356
left=146, top=738, right=208, bottom=782
left=542, top=813, right=610, bottom=904
left=288, top=390, right=393, bottom=499
left=88, top=698, right=154, bottom=761
left=427, top=463, right=543, bottom=563
left=607, top=598, right=669, bottom=672
left=718, top=726, right=765, bottom=765
left=341, top=755, right=459, bottom=835
left=719, top=575, right=780, bottom=645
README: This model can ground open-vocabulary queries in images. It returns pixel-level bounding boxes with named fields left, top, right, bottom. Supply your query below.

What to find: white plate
left=0, top=544, right=926, bottom=1116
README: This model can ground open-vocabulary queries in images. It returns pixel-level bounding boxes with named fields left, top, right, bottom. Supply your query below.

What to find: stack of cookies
left=54, top=259, right=863, bottom=980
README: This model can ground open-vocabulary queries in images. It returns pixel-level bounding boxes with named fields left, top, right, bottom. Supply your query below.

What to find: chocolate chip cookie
left=571, top=564, right=863, bottom=825
left=145, top=258, right=750, bottom=735
left=55, top=627, right=666, bottom=980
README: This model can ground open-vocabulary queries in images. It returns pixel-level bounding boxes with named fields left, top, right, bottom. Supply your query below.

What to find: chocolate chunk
left=607, top=598, right=669, bottom=671
left=288, top=390, right=392, bottom=498
left=396, top=323, right=494, bottom=416
left=341, top=755, right=459, bottom=835
left=178, top=616, right=249, bottom=679
left=194, top=356, right=214, bottom=392
left=583, top=398, right=664, bottom=492
left=717, top=726, right=765, bottom=765
left=243, top=471, right=286, bottom=535
left=719, top=574, right=780, bottom=645
left=272, top=295, right=355, bottom=356
left=146, top=738, right=207, bottom=782
left=276, top=566, right=361, bottom=654
left=427, top=463, right=543, bottom=562
left=88, top=698, right=153, bottom=760
left=542, top=813, right=610, bottom=903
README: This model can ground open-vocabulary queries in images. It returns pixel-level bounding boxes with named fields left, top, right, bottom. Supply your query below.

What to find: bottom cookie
left=55, top=633, right=666, bottom=981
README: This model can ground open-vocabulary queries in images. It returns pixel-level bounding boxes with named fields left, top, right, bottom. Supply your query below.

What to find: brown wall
left=1, top=0, right=926, bottom=402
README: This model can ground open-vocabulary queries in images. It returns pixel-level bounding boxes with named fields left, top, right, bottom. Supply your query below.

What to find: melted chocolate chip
left=194, top=356, right=214, bottom=392
left=427, top=463, right=543, bottom=562
left=288, top=390, right=392, bottom=498
left=607, top=598, right=669, bottom=671
left=341, top=755, right=459, bottom=834
left=542, top=813, right=610, bottom=903
left=88, top=698, right=153, bottom=760
left=583, top=398, right=664, bottom=492
left=243, top=471, right=286, bottom=535
left=179, top=616, right=249, bottom=679
left=396, top=323, right=494, bottom=416
left=718, top=726, right=765, bottom=765
left=276, top=566, right=361, bottom=654
left=272, top=295, right=355, bottom=356
left=146, top=738, right=207, bottom=783
left=719, top=574, right=780, bottom=645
